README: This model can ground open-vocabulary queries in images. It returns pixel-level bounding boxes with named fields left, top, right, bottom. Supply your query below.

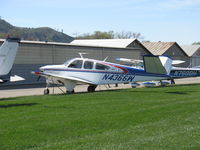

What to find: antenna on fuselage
left=79, top=53, right=88, bottom=58
left=103, top=56, right=109, bottom=62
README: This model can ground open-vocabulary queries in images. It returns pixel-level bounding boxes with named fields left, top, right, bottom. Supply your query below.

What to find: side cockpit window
left=68, top=60, right=83, bottom=68
left=84, top=61, right=93, bottom=69
left=95, top=63, right=110, bottom=70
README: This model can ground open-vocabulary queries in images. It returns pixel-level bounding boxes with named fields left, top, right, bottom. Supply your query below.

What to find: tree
left=75, top=30, right=143, bottom=40
left=192, top=42, right=200, bottom=45
left=76, top=31, right=114, bottom=39
left=114, top=31, right=143, bottom=39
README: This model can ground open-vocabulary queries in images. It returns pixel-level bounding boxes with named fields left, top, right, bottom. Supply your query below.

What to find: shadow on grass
left=53, top=88, right=125, bottom=96
left=0, top=97, right=21, bottom=101
left=0, top=103, right=38, bottom=108
left=165, top=91, right=188, bottom=95
left=50, top=88, right=191, bottom=95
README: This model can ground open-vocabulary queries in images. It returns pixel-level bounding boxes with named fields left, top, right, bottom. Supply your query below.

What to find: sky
left=1, top=0, right=200, bottom=45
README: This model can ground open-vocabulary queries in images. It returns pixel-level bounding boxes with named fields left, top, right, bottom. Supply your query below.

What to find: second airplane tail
left=143, top=55, right=172, bottom=75
left=0, top=37, right=20, bottom=76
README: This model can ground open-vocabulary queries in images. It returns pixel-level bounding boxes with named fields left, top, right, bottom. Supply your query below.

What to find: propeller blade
left=37, top=76, right=41, bottom=81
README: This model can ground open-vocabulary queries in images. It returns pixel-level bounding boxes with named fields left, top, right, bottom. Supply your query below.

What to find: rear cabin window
left=84, top=61, right=93, bottom=69
left=68, top=60, right=83, bottom=68
left=95, top=63, right=110, bottom=70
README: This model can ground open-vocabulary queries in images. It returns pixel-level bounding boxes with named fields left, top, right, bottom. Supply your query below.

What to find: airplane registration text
left=102, top=74, right=135, bottom=82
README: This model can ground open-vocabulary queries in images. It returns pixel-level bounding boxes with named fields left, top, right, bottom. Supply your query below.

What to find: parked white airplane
left=0, top=37, right=24, bottom=83
left=32, top=54, right=173, bottom=94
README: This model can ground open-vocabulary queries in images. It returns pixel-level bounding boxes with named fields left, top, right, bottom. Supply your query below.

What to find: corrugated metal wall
left=191, top=57, right=200, bottom=67
left=163, top=45, right=190, bottom=67
left=190, top=49, right=200, bottom=67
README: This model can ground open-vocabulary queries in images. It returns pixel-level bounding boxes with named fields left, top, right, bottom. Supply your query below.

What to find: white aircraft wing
left=117, top=58, right=185, bottom=65
left=172, top=60, right=185, bottom=65
left=116, top=58, right=143, bottom=63
left=10, top=75, right=25, bottom=82
left=31, top=71, right=94, bottom=84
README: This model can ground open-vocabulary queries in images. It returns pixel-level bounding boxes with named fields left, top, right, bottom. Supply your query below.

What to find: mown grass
left=0, top=84, right=200, bottom=150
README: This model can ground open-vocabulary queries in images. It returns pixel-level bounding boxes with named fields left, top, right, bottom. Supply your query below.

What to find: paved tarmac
left=0, top=84, right=132, bottom=98
left=0, top=77, right=200, bottom=98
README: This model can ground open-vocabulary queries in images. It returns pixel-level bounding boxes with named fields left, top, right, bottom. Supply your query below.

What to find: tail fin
left=143, top=55, right=172, bottom=75
left=0, top=37, right=20, bottom=76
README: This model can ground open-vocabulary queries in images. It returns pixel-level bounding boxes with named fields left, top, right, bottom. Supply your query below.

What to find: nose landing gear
left=44, top=79, right=50, bottom=95
left=44, top=88, right=50, bottom=95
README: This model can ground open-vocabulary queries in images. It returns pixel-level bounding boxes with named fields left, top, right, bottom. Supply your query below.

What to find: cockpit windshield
left=64, top=59, right=73, bottom=65
left=68, top=60, right=83, bottom=68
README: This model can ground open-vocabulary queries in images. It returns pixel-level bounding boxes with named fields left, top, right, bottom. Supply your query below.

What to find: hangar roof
left=70, top=39, right=137, bottom=48
left=0, top=39, right=70, bottom=45
left=142, top=42, right=183, bottom=55
left=0, top=39, right=141, bottom=50
left=181, top=45, right=200, bottom=57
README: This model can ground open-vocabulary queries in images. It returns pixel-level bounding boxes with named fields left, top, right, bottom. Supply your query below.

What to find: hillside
left=0, top=19, right=74, bottom=43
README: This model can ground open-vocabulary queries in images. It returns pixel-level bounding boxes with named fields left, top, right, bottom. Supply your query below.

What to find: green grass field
left=0, top=85, right=200, bottom=150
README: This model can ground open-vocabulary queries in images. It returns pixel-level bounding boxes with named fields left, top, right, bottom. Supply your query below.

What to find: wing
left=31, top=71, right=94, bottom=84
left=172, top=60, right=185, bottom=65
left=116, top=58, right=143, bottom=63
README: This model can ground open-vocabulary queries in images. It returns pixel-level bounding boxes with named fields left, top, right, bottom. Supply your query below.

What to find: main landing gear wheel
left=171, top=79, right=175, bottom=85
left=67, top=90, right=75, bottom=94
left=44, top=88, right=50, bottom=95
left=160, top=81, right=165, bottom=87
left=87, top=85, right=97, bottom=92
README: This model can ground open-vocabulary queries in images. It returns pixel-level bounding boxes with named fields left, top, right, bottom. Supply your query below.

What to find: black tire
left=44, top=89, right=49, bottom=95
left=160, top=81, right=166, bottom=87
left=67, top=90, right=75, bottom=94
left=87, top=85, right=96, bottom=92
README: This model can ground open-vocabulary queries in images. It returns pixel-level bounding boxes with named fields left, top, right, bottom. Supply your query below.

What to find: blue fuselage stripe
left=43, top=68, right=169, bottom=78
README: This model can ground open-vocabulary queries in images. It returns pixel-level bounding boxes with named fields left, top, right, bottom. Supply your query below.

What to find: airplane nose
left=39, top=65, right=51, bottom=71
left=39, top=66, right=45, bottom=71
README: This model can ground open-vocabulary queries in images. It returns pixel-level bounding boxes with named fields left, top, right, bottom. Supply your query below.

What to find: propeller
left=37, top=76, right=41, bottom=81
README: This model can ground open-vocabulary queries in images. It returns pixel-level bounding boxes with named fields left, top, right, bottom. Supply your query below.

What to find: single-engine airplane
left=0, top=37, right=24, bottom=84
left=32, top=54, right=173, bottom=94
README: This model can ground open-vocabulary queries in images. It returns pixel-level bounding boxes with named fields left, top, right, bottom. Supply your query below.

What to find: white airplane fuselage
left=41, top=64, right=168, bottom=85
